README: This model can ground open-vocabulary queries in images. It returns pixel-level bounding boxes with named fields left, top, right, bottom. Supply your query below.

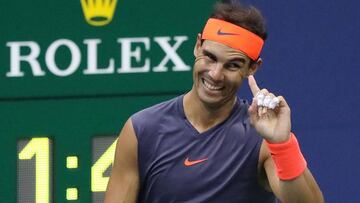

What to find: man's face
left=192, top=37, right=259, bottom=108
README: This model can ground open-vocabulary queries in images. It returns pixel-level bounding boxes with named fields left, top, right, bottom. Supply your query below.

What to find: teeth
left=203, top=79, right=222, bottom=90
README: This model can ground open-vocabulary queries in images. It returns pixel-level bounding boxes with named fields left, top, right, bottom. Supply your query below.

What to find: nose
left=208, top=63, right=224, bottom=82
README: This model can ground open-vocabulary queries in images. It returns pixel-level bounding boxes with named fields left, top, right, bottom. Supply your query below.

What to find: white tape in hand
left=256, top=93, right=265, bottom=106
left=268, top=97, right=280, bottom=109
left=263, top=95, right=272, bottom=107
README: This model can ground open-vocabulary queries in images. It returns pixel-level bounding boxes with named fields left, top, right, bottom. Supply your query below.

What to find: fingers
left=277, top=96, right=289, bottom=108
left=248, top=76, right=279, bottom=109
left=269, top=97, right=280, bottom=109
left=248, top=76, right=288, bottom=121
left=277, top=96, right=291, bottom=116
left=248, top=98, right=258, bottom=120
left=248, top=75, right=260, bottom=96
left=256, top=89, right=266, bottom=106
left=248, top=97, right=261, bottom=125
left=256, top=91, right=280, bottom=110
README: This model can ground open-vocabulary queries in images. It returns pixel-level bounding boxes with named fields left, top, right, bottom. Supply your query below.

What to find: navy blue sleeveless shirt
left=131, top=95, right=277, bottom=203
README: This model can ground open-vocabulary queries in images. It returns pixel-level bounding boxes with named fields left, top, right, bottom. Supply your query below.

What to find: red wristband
left=265, top=133, right=307, bottom=180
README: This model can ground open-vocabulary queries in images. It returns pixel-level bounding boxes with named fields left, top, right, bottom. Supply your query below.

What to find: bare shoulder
left=104, top=119, right=139, bottom=203
left=117, top=119, right=138, bottom=153
left=112, top=118, right=138, bottom=175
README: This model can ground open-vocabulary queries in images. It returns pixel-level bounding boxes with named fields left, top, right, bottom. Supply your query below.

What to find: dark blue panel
left=238, top=0, right=360, bottom=202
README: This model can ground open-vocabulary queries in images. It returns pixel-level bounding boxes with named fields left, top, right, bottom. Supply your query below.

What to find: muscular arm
left=104, top=119, right=139, bottom=203
left=248, top=75, right=323, bottom=202
left=259, top=141, right=324, bottom=203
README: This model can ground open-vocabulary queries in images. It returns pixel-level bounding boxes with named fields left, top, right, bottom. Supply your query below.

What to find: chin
left=196, top=87, right=229, bottom=108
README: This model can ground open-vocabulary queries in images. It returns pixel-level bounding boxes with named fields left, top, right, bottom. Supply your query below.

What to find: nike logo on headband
left=217, top=29, right=240, bottom=36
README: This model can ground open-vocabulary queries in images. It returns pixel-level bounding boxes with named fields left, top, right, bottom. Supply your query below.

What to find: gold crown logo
left=80, top=0, right=118, bottom=26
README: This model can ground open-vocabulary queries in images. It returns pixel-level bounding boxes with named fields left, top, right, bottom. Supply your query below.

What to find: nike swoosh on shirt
left=184, top=157, right=208, bottom=166
left=217, top=29, right=240, bottom=36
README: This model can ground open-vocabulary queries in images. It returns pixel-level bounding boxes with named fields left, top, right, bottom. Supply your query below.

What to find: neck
left=183, top=89, right=237, bottom=133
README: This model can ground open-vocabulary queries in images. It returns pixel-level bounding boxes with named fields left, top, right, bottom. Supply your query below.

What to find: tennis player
left=105, top=1, right=324, bottom=202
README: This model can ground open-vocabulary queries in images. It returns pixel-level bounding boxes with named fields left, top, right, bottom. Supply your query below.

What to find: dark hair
left=209, top=0, right=267, bottom=40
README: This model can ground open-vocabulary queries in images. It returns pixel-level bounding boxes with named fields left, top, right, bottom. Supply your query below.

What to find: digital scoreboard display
left=17, top=136, right=116, bottom=203
left=5, top=95, right=178, bottom=203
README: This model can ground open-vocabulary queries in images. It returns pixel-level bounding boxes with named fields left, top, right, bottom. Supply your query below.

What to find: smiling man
left=104, top=1, right=324, bottom=202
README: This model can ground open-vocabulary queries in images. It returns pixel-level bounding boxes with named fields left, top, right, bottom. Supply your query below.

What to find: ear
left=193, top=33, right=202, bottom=57
left=247, top=58, right=263, bottom=76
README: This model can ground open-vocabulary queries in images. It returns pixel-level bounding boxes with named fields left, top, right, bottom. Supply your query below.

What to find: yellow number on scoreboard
left=91, top=139, right=117, bottom=192
left=18, top=137, right=50, bottom=203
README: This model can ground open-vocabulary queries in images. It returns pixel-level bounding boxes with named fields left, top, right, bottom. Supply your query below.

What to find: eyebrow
left=228, top=57, right=246, bottom=64
left=202, top=49, right=217, bottom=60
left=202, top=49, right=247, bottom=64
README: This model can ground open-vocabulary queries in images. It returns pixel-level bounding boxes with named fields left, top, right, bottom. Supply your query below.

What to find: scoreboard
left=0, top=0, right=215, bottom=202
left=11, top=95, right=176, bottom=203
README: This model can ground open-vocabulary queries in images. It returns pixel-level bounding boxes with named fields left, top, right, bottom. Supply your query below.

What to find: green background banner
left=0, top=0, right=215, bottom=202
left=0, top=0, right=214, bottom=99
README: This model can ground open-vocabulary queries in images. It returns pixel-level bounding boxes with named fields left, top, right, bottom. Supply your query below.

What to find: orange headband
left=201, top=18, right=264, bottom=61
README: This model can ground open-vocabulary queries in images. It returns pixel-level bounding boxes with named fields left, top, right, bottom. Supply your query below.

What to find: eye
left=225, top=62, right=242, bottom=71
left=202, top=50, right=217, bottom=62
left=204, top=53, right=216, bottom=62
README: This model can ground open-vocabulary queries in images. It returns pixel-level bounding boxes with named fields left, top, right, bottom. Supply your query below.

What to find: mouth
left=201, top=78, right=224, bottom=91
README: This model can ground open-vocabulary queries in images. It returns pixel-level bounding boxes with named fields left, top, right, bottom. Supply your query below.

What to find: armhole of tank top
left=130, top=114, right=157, bottom=159
left=130, top=116, right=140, bottom=141
left=130, top=115, right=143, bottom=165
left=130, top=115, right=145, bottom=181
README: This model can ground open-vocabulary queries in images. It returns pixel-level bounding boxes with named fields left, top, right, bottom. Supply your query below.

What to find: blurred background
left=0, top=0, right=359, bottom=202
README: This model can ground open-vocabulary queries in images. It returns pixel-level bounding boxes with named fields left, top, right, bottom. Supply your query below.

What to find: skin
left=104, top=34, right=324, bottom=203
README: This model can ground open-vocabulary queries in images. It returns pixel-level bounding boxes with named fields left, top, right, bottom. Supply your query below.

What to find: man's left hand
left=248, top=75, right=291, bottom=143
